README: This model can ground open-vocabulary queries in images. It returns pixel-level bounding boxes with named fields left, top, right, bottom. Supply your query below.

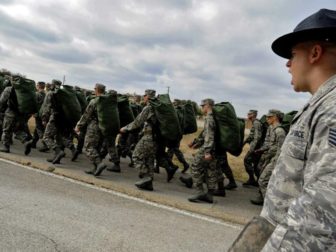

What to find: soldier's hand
left=120, top=127, right=126, bottom=134
left=204, top=153, right=212, bottom=161
left=74, top=126, right=80, bottom=134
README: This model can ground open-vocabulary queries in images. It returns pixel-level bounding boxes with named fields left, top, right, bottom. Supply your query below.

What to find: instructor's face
left=286, top=43, right=311, bottom=93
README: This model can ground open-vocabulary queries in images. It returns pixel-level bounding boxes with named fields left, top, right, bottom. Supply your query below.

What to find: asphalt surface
left=0, top=159, right=242, bottom=251
left=0, top=139, right=261, bottom=225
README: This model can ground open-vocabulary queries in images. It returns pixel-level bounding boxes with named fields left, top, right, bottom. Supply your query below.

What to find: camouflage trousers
left=33, top=116, right=45, bottom=141
left=1, top=111, right=16, bottom=146
left=258, top=159, right=276, bottom=198
left=84, top=121, right=103, bottom=164
left=101, top=137, right=119, bottom=163
left=167, top=143, right=188, bottom=165
left=132, top=134, right=156, bottom=179
left=244, top=151, right=261, bottom=178
left=191, top=148, right=218, bottom=190
left=43, top=115, right=74, bottom=151
left=217, top=153, right=236, bottom=183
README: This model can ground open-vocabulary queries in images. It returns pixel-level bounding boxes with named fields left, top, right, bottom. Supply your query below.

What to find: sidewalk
left=0, top=140, right=262, bottom=225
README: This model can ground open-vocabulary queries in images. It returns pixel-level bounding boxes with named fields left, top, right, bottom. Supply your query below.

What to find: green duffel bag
left=183, top=102, right=197, bottom=134
left=175, top=106, right=185, bottom=132
left=281, top=110, right=298, bottom=134
left=75, top=89, right=88, bottom=113
left=149, top=94, right=182, bottom=143
left=130, top=103, right=143, bottom=118
left=12, top=76, right=37, bottom=114
left=97, top=93, right=120, bottom=138
left=117, top=95, right=134, bottom=127
left=55, top=85, right=82, bottom=127
left=213, top=102, right=242, bottom=156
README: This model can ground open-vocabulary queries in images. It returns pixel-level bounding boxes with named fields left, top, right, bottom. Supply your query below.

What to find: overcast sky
left=0, top=0, right=334, bottom=117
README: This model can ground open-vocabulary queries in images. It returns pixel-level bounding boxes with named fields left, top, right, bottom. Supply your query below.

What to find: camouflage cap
left=248, top=110, right=258, bottom=115
left=94, top=83, right=106, bottom=93
left=37, top=81, right=46, bottom=88
left=266, top=109, right=282, bottom=118
left=52, top=79, right=62, bottom=86
left=200, top=98, right=215, bottom=106
left=144, top=89, right=156, bottom=98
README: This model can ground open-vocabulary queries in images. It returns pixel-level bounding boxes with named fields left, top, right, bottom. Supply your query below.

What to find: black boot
left=107, top=162, right=121, bottom=173
left=85, top=163, right=97, bottom=175
left=225, top=182, right=238, bottom=190
left=0, top=144, right=10, bottom=153
left=188, top=187, right=213, bottom=203
left=30, top=137, right=38, bottom=149
left=250, top=192, right=264, bottom=206
left=243, top=172, right=258, bottom=187
left=38, top=141, right=49, bottom=153
left=179, top=176, right=193, bottom=188
left=213, top=181, right=226, bottom=197
left=166, top=165, right=178, bottom=182
left=24, top=140, right=33, bottom=155
left=94, top=162, right=107, bottom=176
left=52, top=148, right=65, bottom=164
left=135, top=177, right=153, bottom=191
left=181, top=162, right=190, bottom=173
left=71, top=149, right=81, bottom=161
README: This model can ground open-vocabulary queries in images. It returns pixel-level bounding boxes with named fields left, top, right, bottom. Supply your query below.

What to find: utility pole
left=63, top=75, right=66, bottom=85
left=167, top=86, right=170, bottom=94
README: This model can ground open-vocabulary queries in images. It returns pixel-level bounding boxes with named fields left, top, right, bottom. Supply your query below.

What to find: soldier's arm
left=76, top=99, right=96, bottom=130
left=123, top=105, right=151, bottom=132
left=249, top=121, right=262, bottom=151
left=0, top=86, right=12, bottom=110
left=202, top=115, right=216, bottom=155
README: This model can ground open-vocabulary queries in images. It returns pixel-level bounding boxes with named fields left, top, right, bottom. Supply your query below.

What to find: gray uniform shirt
left=261, top=75, right=336, bottom=251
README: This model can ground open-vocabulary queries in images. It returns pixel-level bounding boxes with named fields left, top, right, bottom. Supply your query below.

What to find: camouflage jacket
left=76, top=97, right=98, bottom=130
left=35, top=90, right=46, bottom=117
left=261, top=75, right=336, bottom=251
left=245, top=119, right=262, bottom=151
left=0, top=86, right=12, bottom=112
left=40, top=91, right=57, bottom=122
left=124, top=104, right=156, bottom=135
left=193, top=111, right=216, bottom=155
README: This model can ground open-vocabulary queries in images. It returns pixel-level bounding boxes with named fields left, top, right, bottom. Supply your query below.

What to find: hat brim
left=272, top=27, right=336, bottom=59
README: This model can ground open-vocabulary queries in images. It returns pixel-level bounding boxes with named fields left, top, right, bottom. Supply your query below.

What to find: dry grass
left=178, top=129, right=249, bottom=182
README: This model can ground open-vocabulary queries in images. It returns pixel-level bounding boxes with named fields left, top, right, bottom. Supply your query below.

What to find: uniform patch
left=329, top=128, right=336, bottom=147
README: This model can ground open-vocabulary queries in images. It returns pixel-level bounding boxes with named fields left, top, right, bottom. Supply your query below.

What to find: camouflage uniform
left=244, top=118, right=262, bottom=181
left=260, top=76, right=336, bottom=251
left=76, top=97, right=104, bottom=165
left=258, top=123, right=286, bottom=197
left=191, top=111, right=217, bottom=191
left=124, top=105, right=157, bottom=179
left=32, top=88, right=46, bottom=146
left=0, top=86, right=17, bottom=149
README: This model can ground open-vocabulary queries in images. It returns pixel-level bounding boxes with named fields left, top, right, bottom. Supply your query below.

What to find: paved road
left=0, top=159, right=242, bottom=251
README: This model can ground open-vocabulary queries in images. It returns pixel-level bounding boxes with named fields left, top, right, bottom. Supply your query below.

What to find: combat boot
left=85, top=163, right=97, bottom=175
left=52, top=148, right=65, bottom=164
left=225, top=182, right=238, bottom=190
left=243, top=179, right=258, bottom=187
left=179, top=176, right=193, bottom=188
left=38, top=141, right=49, bottom=153
left=213, top=181, right=226, bottom=197
left=24, top=140, right=33, bottom=155
left=188, top=186, right=206, bottom=203
left=71, top=149, right=81, bottom=162
left=181, top=162, right=190, bottom=173
left=94, top=162, right=107, bottom=176
left=135, top=177, right=153, bottom=191
left=189, top=191, right=213, bottom=203
left=30, top=137, right=38, bottom=149
left=107, top=162, right=121, bottom=173
left=166, top=165, right=178, bottom=182
left=250, top=193, right=264, bottom=206
left=0, top=144, right=10, bottom=153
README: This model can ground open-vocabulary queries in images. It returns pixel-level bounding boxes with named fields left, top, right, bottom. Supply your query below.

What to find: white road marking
left=0, top=158, right=243, bottom=230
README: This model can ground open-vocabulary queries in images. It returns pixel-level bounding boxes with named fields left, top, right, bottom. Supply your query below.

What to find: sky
left=0, top=0, right=335, bottom=117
